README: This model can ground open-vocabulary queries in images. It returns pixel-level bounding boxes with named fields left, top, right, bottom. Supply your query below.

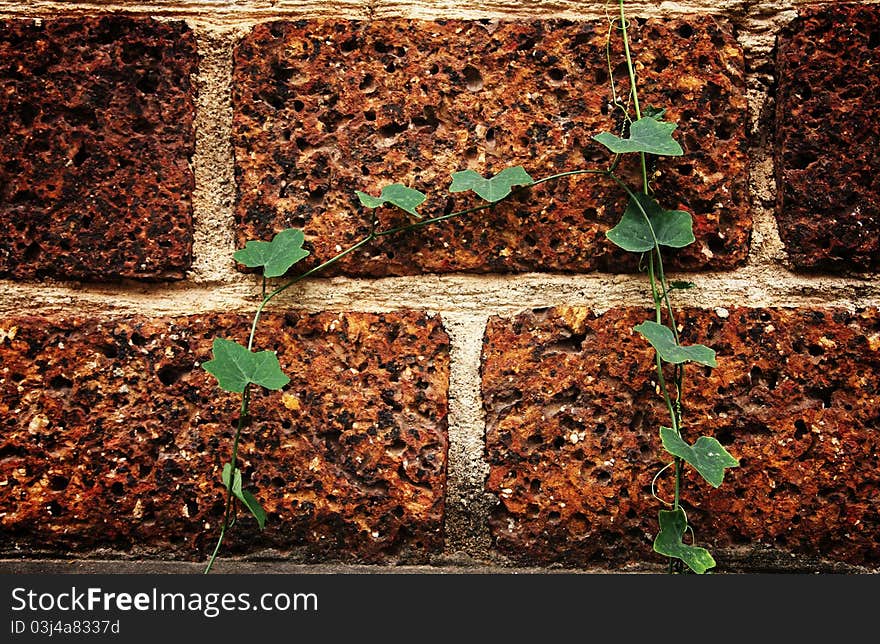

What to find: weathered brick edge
left=0, top=16, right=197, bottom=281
left=775, top=3, right=880, bottom=272
left=0, top=311, right=449, bottom=562
left=482, top=306, right=880, bottom=569
left=233, top=16, right=749, bottom=276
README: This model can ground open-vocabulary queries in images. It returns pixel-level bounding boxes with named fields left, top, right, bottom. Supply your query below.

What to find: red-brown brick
left=0, top=16, right=196, bottom=281
left=233, top=17, right=749, bottom=276
left=482, top=306, right=880, bottom=568
left=0, top=311, right=449, bottom=561
left=775, top=4, right=880, bottom=272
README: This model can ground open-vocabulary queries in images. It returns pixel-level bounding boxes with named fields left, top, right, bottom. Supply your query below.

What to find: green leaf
left=660, top=427, right=739, bottom=488
left=203, top=338, right=290, bottom=393
left=643, top=106, right=667, bottom=121
left=355, top=184, right=426, bottom=217
left=669, top=280, right=696, bottom=291
left=593, top=116, right=684, bottom=156
left=448, top=166, right=534, bottom=202
left=653, top=509, right=716, bottom=574
left=233, top=228, right=310, bottom=278
left=222, top=464, right=267, bottom=530
left=634, top=320, right=717, bottom=367
left=606, top=193, right=694, bottom=253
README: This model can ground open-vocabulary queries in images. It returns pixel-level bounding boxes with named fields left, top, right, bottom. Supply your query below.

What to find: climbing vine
left=201, top=0, right=737, bottom=574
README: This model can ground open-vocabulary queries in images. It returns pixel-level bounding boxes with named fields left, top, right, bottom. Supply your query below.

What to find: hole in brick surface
left=547, top=67, right=565, bottom=85
left=308, top=187, right=326, bottom=205
left=359, top=73, right=376, bottom=92
left=869, top=31, right=880, bottom=49
left=794, top=419, right=808, bottom=440
left=363, top=109, right=376, bottom=121
left=23, top=241, right=41, bottom=261
left=72, top=145, right=89, bottom=167
left=136, top=71, right=160, bottom=94
left=18, top=101, right=38, bottom=127
left=292, top=99, right=304, bottom=111
left=110, top=481, right=125, bottom=496
left=46, top=501, right=64, bottom=516
left=677, top=24, right=694, bottom=39
left=49, top=375, right=73, bottom=391
left=548, top=510, right=561, bottom=523
left=157, top=365, right=188, bottom=386
left=715, top=428, right=734, bottom=446
left=379, top=121, right=407, bottom=138
left=49, top=475, right=69, bottom=491
left=185, top=498, right=199, bottom=517
left=790, top=150, right=818, bottom=170
left=340, top=37, right=357, bottom=53
left=386, top=439, right=407, bottom=458
left=463, top=65, right=483, bottom=91
left=99, top=344, right=118, bottom=359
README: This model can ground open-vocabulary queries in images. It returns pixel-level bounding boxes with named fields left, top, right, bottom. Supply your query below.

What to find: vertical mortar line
left=440, top=311, right=495, bottom=561
left=189, top=23, right=240, bottom=284
left=737, top=7, right=792, bottom=270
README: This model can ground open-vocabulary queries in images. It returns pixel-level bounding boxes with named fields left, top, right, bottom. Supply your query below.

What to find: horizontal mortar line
left=1, top=266, right=878, bottom=318
left=2, top=1, right=875, bottom=24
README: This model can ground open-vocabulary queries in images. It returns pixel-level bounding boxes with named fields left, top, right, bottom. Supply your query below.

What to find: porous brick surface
left=482, top=306, right=880, bottom=567
left=775, top=4, right=880, bottom=272
left=233, top=17, right=749, bottom=276
left=0, top=16, right=196, bottom=281
left=0, top=311, right=449, bottom=560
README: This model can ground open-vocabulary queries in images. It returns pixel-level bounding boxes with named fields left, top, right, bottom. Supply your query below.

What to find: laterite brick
left=775, top=4, right=880, bottom=272
left=233, top=17, right=749, bottom=276
left=0, top=16, right=197, bottom=281
left=482, top=306, right=880, bottom=567
left=0, top=311, right=449, bottom=560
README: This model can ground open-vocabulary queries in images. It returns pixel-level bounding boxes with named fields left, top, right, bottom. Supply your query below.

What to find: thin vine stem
left=204, top=165, right=611, bottom=573
left=617, top=0, right=686, bottom=572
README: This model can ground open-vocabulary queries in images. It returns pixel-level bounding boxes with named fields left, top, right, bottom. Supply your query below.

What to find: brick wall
left=1, top=1, right=878, bottom=573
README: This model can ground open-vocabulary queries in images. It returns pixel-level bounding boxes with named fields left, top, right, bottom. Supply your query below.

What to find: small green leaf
left=221, top=464, right=267, bottom=530
left=606, top=193, right=694, bottom=253
left=634, top=320, right=717, bottom=367
left=203, top=338, right=290, bottom=393
left=233, top=228, right=310, bottom=278
left=355, top=184, right=426, bottom=217
left=669, top=280, right=696, bottom=291
left=653, top=509, right=716, bottom=574
left=593, top=116, right=684, bottom=156
left=448, top=166, right=534, bottom=202
left=660, top=427, right=739, bottom=488
left=643, top=106, right=667, bottom=121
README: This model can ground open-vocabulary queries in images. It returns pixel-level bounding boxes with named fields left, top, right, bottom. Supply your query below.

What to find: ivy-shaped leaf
left=660, top=427, right=739, bottom=488
left=448, top=166, right=534, bottom=202
left=233, top=228, right=310, bottom=278
left=606, top=193, right=694, bottom=253
left=634, top=320, right=717, bottom=368
left=355, top=184, right=426, bottom=217
left=653, top=509, right=716, bottom=574
left=593, top=116, right=684, bottom=156
left=668, top=280, right=696, bottom=291
left=203, top=338, right=290, bottom=393
left=222, top=463, right=267, bottom=530
left=643, top=106, right=667, bottom=121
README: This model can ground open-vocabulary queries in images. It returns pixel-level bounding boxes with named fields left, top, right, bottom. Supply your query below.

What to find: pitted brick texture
left=233, top=18, right=749, bottom=276
left=0, top=311, right=449, bottom=560
left=0, top=17, right=196, bottom=281
left=775, top=4, right=880, bottom=272
left=482, top=307, right=880, bottom=567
